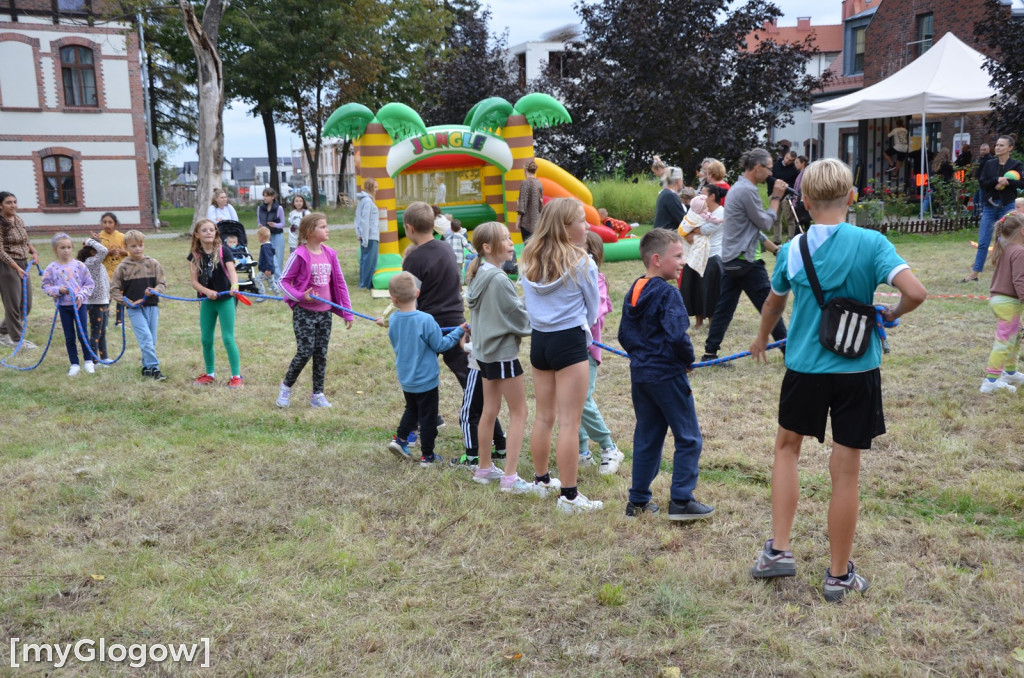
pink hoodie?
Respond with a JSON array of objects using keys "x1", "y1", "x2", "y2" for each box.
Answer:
[{"x1": 279, "y1": 244, "x2": 353, "y2": 321}]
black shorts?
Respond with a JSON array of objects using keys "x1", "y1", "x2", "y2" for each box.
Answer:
[
  {"x1": 778, "y1": 368, "x2": 885, "y2": 450},
  {"x1": 530, "y1": 327, "x2": 588, "y2": 371},
  {"x1": 885, "y1": 146, "x2": 907, "y2": 162},
  {"x1": 478, "y1": 358, "x2": 524, "y2": 380}
]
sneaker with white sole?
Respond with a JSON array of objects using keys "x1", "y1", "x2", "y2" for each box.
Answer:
[
  {"x1": 310, "y1": 392, "x2": 332, "y2": 408},
  {"x1": 556, "y1": 492, "x2": 604, "y2": 514},
  {"x1": 533, "y1": 476, "x2": 562, "y2": 493},
  {"x1": 276, "y1": 383, "x2": 291, "y2": 408},
  {"x1": 83, "y1": 361, "x2": 95, "y2": 374},
  {"x1": 19, "y1": 339, "x2": 37, "y2": 350},
  {"x1": 500, "y1": 474, "x2": 549, "y2": 495},
  {"x1": 579, "y1": 449, "x2": 597, "y2": 467},
  {"x1": 388, "y1": 437, "x2": 412, "y2": 461},
  {"x1": 419, "y1": 453, "x2": 445, "y2": 468},
  {"x1": 823, "y1": 561, "x2": 870, "y2": 602},
  {"x1": 750, "y1": 539, "x2": 797, "y2": 579},
  {"x1": 999, "y1": 370, "x2": 1024, "y2": 387},
  {"x1": 0, "y1": 334, "x2": 14, "y2": 348},
  {"x1": 980, "y1": 378, "x2": 1016, "y2": 394},
  {"x1": 472, "y1": 464, "x2": 504, "y2": 485},
  {"x1": 68, "y1": 364, "x2": 81, "y2": 377},
  {"x1": 599, "y1": 444, "x2": 624, "y2": 475}
]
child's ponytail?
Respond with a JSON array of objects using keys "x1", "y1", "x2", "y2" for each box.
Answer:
[{"x1": 992, "y1": 212, "x2": 1024, "y2": 269}]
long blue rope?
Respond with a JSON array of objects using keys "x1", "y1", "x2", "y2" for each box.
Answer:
[{"x1": 0, "y1": 271, "x2": 58, "y2": 371}]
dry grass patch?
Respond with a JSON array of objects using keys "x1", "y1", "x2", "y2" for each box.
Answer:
[{"x1": 0, "y1": 228, "x2": 1022, "y2": 675}]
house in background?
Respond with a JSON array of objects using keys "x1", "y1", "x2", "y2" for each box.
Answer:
[
  {"x1": 509, "y1": 25, "x2": 580, "y2": 88},
  {"x1": 0, "y1": 0, "x2": 156, "y2": 232}
]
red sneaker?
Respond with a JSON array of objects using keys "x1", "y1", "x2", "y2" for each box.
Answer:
[
  {"x1": 193, "y1": 373, "x2": 215, "y2": 386},
  {"x1": 227, "y1": 376, "x2": 244, "y2": 389}
]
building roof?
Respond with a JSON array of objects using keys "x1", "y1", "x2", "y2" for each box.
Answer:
[
  {"x1": 230, "y1": 157, "x2": 292, "y2": 182},
  {"x1": 747, "y1": 19, "x2": 844, "y2": 53},
  {"x1": 846, "y1": 6, "x2": 878, "y2": 21},
  {"x1": 820, "y1": 54, "x2": 864, "y2": 95}
]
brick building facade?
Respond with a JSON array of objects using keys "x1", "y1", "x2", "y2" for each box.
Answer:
[{"x1": 0, "y1": 0, "x2": 156, "y2": 233}]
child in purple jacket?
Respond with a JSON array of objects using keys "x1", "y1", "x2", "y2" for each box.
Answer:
[
  {"x1": 276, "y1": 212, "x2": 353, "y2": 408},
  {"x1": 42, "y1": 233, "x2": 95, "y2": 376}
]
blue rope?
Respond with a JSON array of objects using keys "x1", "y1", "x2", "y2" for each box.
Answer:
[
  {"x1": 71, "y1": 299, "x2": 128, "y2": 365},
  {"x1": 874, "y1": 304, "x2": 899, "y2": 353},
  {"x1": 308, "y1": 294, "x2": 380, "y2": 322},
  {"x1": 0, "y1": 274, "x2": 58, "y2": 371},
  {"x1": 591, "y1": 338, "x2": 788, "y2": 368}
]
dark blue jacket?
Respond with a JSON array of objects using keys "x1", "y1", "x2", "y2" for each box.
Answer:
[
  {"x1": 618, "y1": 275, "x2": 694, "y2": 386},
  {"x1": 258, "y1": 241, "x2": 275, "y2": 273}
]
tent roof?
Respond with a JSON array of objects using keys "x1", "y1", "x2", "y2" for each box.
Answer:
[{"x1": 810, "y1": 33, "x2": 997, "y2": 122}]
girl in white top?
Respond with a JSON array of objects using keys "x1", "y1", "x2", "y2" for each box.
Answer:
[
  {"x1": 288, "y1": 195, "x2": 310, "y2": 251},
  {"x1": 206, "y1": 189, "x2": 238, "y2": 224}
]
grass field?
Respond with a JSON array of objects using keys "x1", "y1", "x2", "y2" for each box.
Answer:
[{"x1": 1, "y1": 225, "x2": 1023, "y2": 676}]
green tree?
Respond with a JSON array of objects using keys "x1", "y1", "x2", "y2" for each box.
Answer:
[
  {"x1": 534, "y1": 0, "x2": 829, "y2": 178},
  {"x1": 975, "y1": 0, "x2": 1024, "y2": 139}
]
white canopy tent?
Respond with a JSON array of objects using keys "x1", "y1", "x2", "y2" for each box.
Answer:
[{"x1": 811, "y1": 33, "x2": 999, "y2": 216}]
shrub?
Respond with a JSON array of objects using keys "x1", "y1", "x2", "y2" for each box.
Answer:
[{"x1": 588, "y1": 176, "x2": 660, "y2": 225}]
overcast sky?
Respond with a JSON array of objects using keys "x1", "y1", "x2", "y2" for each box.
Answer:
[{"x1": 167, "y1": 0, "x2": 845, "y2": 169}]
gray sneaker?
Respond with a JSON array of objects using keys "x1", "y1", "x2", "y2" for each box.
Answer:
[
  {"x1": 276, "y1": 383, "x2": 291, "y2": 408},
  {"x1": 0, "y1": 334, "x2": 15, "y2": 348},
  {"x1": 750, "y1": 539, "x2": 796, "y2": 579},
  {"x1": 310, "y1": 392, "x2": 332, "y2": 408},
  {"x1": 824, "y1": 561, "x2": 870, "y2": 602}
]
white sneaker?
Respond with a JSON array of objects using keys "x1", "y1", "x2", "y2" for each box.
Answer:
[
  {"x1": 20, "y1": 339, "x2": 37, "y2": 350},
  {"x1": 579, "y1": 449, "x2": 597, "y2": 467},
  {"x1": 980, "y1": 378, "x2": 1016, "y2": 394},
  {"x1": 599, "y1": 444, "x2": 625, "y2": 475},
  {"x1": 68, "y1": 364, "x2": 81, "y2": 377},
  {"x1": 500, "y1": 474, "x2": 549, "y2": 495},
  {"x1": 533, "y1": 476, "x2": 562, "y2": 493},
  {"x1": 83, "y1": 361, "x2": 96, "y2": 374},
  {"x1": 472, "y1": 464, "x2": 504, "y2": 485},
  {"x1": 276, "y1": 383, "x2": 291, "y2": 407},
  {"x1": 556, "y1": 492, "x2": 605, "y2": 514},
  {"x1": 0, "y1": 334, "x2": 14, "y2": 348},
  {"x1": 1000, "y1": 371, "x2": 1024, "y2": 387}
]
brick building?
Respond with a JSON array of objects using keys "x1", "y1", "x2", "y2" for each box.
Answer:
[{"x1": 0, "y1": 0, "x2": 156, "y2": 233}]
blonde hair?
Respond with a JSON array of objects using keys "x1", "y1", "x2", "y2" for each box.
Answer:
[
  {"x1": 992, "y1": 212, "x2": 1024, "y2": 269},
  {"x1": 932, "y1": 147, "x2": 951, "y2": 174},
  {"x1": 660, "y1": 166, "x2": 683, "y2": 187},
  {"x1": 256, "y1": 226, "x2": 271, "y2": 242},
  {"x1": 706, "y1": 160, "x2": 727, "y2": 182},
  {"x1": 521, "y1": 198, "x2": 587, "y2": 285},
  {"x1": 297, "y1": 212, "x2": 327, "y2": 245},
  {"x1": 189, "y1": 219, "x2": 221, "y2": 266},
  {"x1": 210, "y1": 189, "x2": 227, "y2": 206},
  {"x1": 465, "y1": 221, "x2": 508, "y2": 283},
  {"x1": 403, "y1": 202, "x2": 434, "y2": 235},
  {"x1": 124, "y1": 229, "x2": 145, "y2": 245},
  {"x1": 362, "y1": 178, "x2": 377, "y2": 195},
  {"x1": 800, "y1": 158, "x2": 853, "y2": 204},
  {"x1": 388, "y1": 271, "x2": 420, "y2": 303}
]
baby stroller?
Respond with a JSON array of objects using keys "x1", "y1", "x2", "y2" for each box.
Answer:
[{"x1": 215, "y1": 220, "x2": 258, "y2": 296}]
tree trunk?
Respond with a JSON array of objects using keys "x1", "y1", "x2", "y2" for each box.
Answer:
[
  {"x1": 146, "y1": 46, "x2": 163, "y2": 205},
  {"x1": 295, "y1": 97, "x2": 321, "y2": 209},
  {"x1": 179, "y1": 0, "x2": 226, "y2": 231},
  {"x1": 339, "y1": 139, "x2": 352, "y2": 202},
  {"x1": 260, "y1": 107, "x2": 280, "y2": 197}
]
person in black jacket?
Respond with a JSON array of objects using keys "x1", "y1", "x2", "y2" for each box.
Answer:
[
  {"x1": 653, "y1": 167, "x2": 685, "y2": 230},
  {"x1": 963, "y1": 135, "x2": 1024, "y2": 281},
  {"x1": 768, "y1": 151, "x2": 801, "y2": 241}
]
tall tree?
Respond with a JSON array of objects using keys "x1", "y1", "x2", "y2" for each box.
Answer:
[
  {"x1": 975, "y1": 0, "x2": 1023, "y2": 138},
  {"x1": 534, "y1": 0, "x2": 828, "y2": 178},
  {"x1": 179, "y1": 0, "x2": 227, "y2": 228},
  {"x1": 418, "y1": 0, "x2": 522, "y2": 126}
]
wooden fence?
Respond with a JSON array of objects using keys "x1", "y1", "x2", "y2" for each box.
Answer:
[{"x1": 857, "y1": 215, "x2": 979, "y2": 235}]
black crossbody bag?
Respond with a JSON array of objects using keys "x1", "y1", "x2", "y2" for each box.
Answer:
[{"x1": 798, "y1": 234, "x2": 875, "y2": 359}]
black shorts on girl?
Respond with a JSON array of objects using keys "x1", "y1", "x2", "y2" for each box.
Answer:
[
  {"x1": 477, "y1": 358, "x2": 524, "y2": 380},
  {"x1": 530, "y1": 327, "x2": 588, "y2": 371},
  {"x1": 777, "y1": 368, "x2": 885, "y2": 450}
]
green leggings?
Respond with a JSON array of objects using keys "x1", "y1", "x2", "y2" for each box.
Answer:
[{"x1": 199, "y1": 298, "x2": 240, "y2": 376}]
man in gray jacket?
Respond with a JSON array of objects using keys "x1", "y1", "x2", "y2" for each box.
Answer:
[{"x1": 702, "y1": 148, "x2": 787, "y2": 361}]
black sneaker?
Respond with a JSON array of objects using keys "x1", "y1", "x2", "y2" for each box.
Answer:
[
  {"x1": 667, "y1": 498, "x2": 714, "y2": 522},
  {"x1": 419, "y1": 453, "x2": 445, "y2": 468},
  {"x1": 492, "y1": 448, "x2": 507, "y2": 460},
  {"x1": 450, "y1": 453, "x2": 479, "y2": 468},
  {"x1": 436, "y1": 415, "x2": 446, "y2": 428},
  {"x1": 149, "y1": 368, "x2": 167, "y2": 382},
  {"x1": 141, "y1": 367, "x2": 153, "y2": 378},
  {"x1": 700, "y1": 353, "x2": 718, "y2": 362},
  {"x1": 625, "y1": 501, "x2": 660, "y2": 517}
]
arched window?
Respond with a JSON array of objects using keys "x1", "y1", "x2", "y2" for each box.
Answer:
[
  {"x1": 60, "y1": 45, "x2": 97, "y2": 107},
  {"x1": 42, "y1": 155, "x2": 77, "y2": 206}
]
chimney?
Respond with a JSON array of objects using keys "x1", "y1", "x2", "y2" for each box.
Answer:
[{"x1": 797, "y1": 17, "x2": 811, "y2": 30}]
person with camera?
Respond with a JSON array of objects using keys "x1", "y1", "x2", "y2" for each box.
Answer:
[{"x1": 701, "y1": 148, "x2": 785, "y2": 362}]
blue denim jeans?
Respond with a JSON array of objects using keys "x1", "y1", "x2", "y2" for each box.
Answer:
[
  {"x1": 57, "y1": 304, "x2": 90, "y2": 366},
  {"x1": 359, "y1": 240, "x2": 379, "y2": 289},
  {"x1": 127, "y1": 305, "x2": 160, "y2": 368},
  {"x1": 579, "y1": 356, "x2": 613, "y2": 452},
  {"x1": 270, "y1": 232, "x2": 285, "y2": 283},
  {"x1": 973, "y1": 201, "x2": 1015, "y2": 273},
  {"x1": 629, "y1": 378, "x2": 703, "y2": 504}
]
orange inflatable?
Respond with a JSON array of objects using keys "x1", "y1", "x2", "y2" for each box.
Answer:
[{"x1": 538, "y1": 177, "x2": 601, "y2": 224}]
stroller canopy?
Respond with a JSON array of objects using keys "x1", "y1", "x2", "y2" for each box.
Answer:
[{"x1": 217, "y1": 220, "x2": 248, "y2": 247}]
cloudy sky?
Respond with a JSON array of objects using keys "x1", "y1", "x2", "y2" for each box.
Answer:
[{"x1": 168, "y1": 0, "x2": 846, "y2": 169}]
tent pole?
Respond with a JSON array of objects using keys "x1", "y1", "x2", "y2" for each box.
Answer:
[{"x1": 920, "y1": 111, "x2": 927, "y2": 219}]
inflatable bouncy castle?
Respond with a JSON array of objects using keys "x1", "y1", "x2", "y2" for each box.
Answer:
[{"x1": 323, "y1": 94, "x2": 639, "y2": 291}]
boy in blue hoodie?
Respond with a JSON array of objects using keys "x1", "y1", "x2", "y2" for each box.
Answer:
[
  {"x1": 386, "y1": 271, "x2": 468, "y2": 467},
  {"x1": 618, "y1": 229, "x2": 713, "y2": 521}
]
